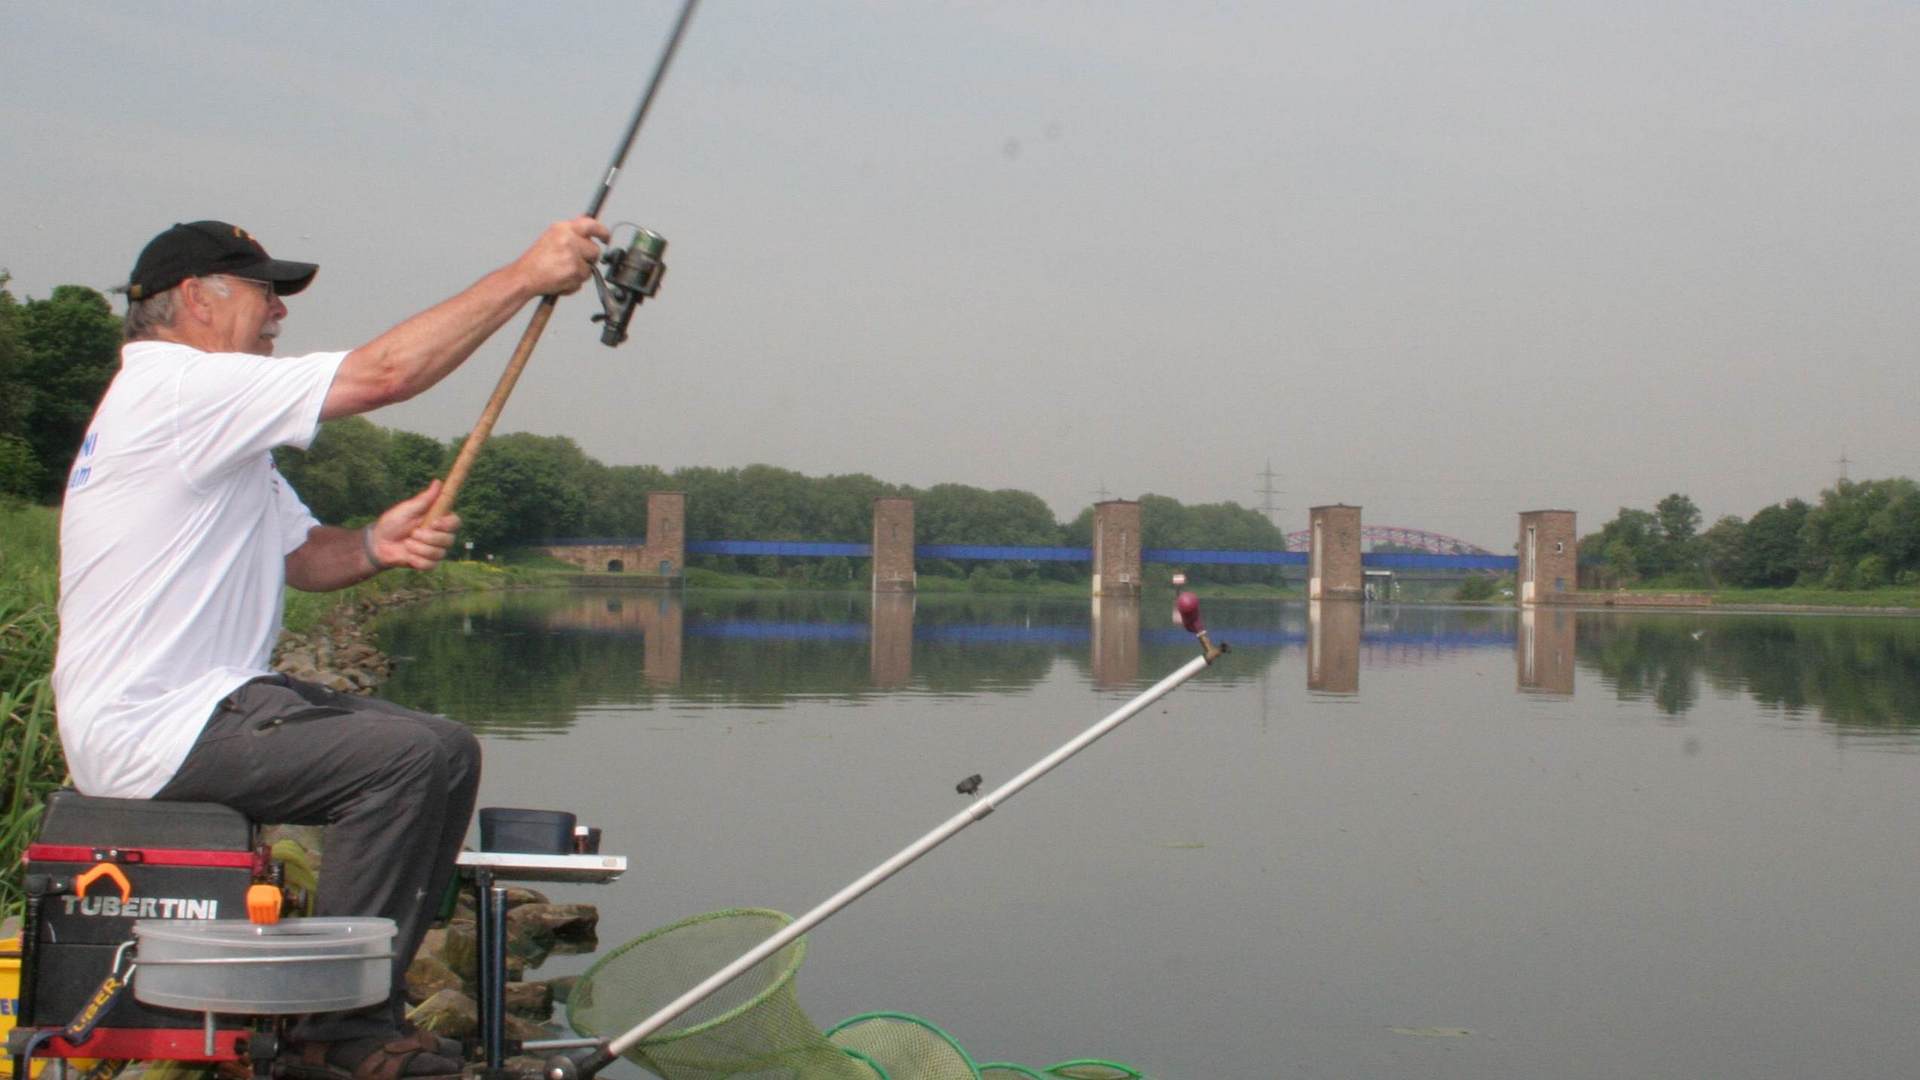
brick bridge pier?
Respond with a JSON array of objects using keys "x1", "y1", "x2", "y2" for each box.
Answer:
[{"x1": 541, "y1": 494, "x2": 1575, "y2": 605}]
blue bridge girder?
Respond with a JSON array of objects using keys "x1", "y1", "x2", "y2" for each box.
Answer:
[{"x1": 576, "y1": 539, "x2": 1519, "y2": 572}]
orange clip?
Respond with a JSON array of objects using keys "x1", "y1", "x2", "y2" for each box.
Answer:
[
  {"x1": 74, "y1": 862, "x2": 132, "y2": 904},
  {"x1": 246, "y1": 883, "x2": 283, "y2": 925}
]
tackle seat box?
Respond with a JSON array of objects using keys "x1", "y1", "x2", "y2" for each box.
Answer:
[{"x1": 19, "y1": 790, "x2": 255, "y2": 1053}]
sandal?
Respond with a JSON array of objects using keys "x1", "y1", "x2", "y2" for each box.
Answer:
[{"x1": 282, "y1": 1030, "x2": 463, "y2": 1080}]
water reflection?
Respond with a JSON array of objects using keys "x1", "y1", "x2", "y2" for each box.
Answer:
[
  {"x1": 1581, "y1": 612, "x2": 1920, "y2": 729},
  {"x1": 374, "y1": 592, "x2": 1920, "y2": 735},
  {"x1": 383, "y1": 591, "x2": 1920, "y2": 1079},
  {"x1": 1517, "y1": 606, "x2": 1576, "y2": 695},
  {"x1": 1090, "y1": 595, "x2": 1140, "y2": 687},
  {"x1": 869, "y1": 592, "x2": 914, "y2": 688},
  {"x1": 546, "y1": 591, "x2": 684, "y2": 686},
  {"x1": 1307, "y1": 601, "x2": 1360, "y2": 694}
]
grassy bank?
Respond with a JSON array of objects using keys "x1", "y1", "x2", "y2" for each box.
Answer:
[
  {"x1": 281, "y1": 557, "x2": 546, "y2": 634},
  {"x1": 1, "y1": 502, "x2": 62, "y2": 914},
  {"x1": 1600, "y1": 580, "x2": 1920, "y2": 610},
  {"x1": 1708, "y1": 586, "x2": 1920, "y2": 610}
]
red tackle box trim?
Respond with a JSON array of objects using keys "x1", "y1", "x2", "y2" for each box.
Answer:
[{"x1": 24, "y1": 844, "x2": 252, "y2": 869}]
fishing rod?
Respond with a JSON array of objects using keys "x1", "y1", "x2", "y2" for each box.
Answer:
[
  {"x1": 429, "y1": 0, "x2": 698, "y2": 523},
  {"x1": 545, "y1": 592, "x2": 1230, "y2": 1080}
]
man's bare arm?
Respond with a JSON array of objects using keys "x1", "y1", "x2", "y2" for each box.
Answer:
[
  {"x1": 286, "y1": 481, "x2": 460, "y2": 592},
  {"x1": 320, "y1": 218, "x2": 608, "y2": 421}
]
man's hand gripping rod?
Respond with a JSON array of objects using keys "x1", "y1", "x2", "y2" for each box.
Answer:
[
  {"x1": 429, "y1": 0, "x2": 698, "y2": 523},
  {"x1": 547, "y1": 593, "x2": 1229, "y2": 1080}
]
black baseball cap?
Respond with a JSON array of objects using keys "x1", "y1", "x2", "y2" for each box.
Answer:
[{"x1": 126, "y1": 220, "x2": 319, "y2": 300}]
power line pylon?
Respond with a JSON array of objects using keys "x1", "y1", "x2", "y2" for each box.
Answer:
[{"x1": 1255, "y1": 460, "x2": 1284, "y2": 525}]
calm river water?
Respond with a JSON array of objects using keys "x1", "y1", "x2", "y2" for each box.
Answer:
[{"x1": 377, "y1": 591, "x2": 1920, "y2": 1079}]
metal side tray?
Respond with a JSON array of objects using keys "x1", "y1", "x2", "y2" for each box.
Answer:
[
  {"x1": 457, "y1": 849, "x2": 625, "y2": 1076},
  {"x1": 454, "y1": 851, "x2": 625, "y2": 884}
]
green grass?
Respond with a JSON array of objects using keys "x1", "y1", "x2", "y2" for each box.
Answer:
[
  {"x1": 1601, "y1": 577, "x2": 1920, "y2": 609},
  {"x1": 1, "y1": 501, "x2": 64, "y2": 915},
  {"x1": 1708, "y1": 586, "x2": 1920, "y2": 609}
]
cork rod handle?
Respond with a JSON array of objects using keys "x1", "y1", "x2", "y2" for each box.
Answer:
[{"x1": 427, "y1": 295, "x2": 557, "y2": 522}]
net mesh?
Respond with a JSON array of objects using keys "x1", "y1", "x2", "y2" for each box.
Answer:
[
  {"x1": 824, "y1": 1013, "x2": 980, "y2": 1080},
  {"x1": 568, "y1": 909, "x2": 1153, "y2": 1080},
  {"x1": 1041, "y1": 1063, "x2": 1146, "y2": 1079},
  {"x1": 567, "y1": 908, "x2": 869, "y2": 1080}
]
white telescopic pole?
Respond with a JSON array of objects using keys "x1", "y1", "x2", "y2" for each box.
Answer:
[{"x1": 602, "y1": 650, "x2": 1217, "y2": 1058}]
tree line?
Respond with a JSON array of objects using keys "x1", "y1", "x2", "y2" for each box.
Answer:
[
  {"x1": 13, "y1": 281, "x2": 1915, "y2": 594},
  {"x1": 0, "y1": 281, "x2": 1287, "y2": 586},
  {"x1": 1583, "y1": 482, "x2": 1920, "y2": 590},
  {"x1": 271, "y1": 416, "x2": 1292, "y2": 586},
  {"x1": 0, "y1": 279, "x2": 122, "y2": 502}
]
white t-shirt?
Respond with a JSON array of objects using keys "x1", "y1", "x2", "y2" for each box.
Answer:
[{"x1": 54, "y1": 340, "x2": 347, "y2": 798}]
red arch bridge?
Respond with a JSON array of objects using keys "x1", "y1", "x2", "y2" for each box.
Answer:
[{"x1": 1282, "y1": 525, "x2": 1494, "y2": 556}]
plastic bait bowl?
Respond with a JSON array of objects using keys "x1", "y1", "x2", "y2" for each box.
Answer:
[
  {"x1": 479, "y1": 807, "x2": 577, "y2": 854},
  {"x1": 132, "y1": 917, "x2": 396, "y2": 1015}
]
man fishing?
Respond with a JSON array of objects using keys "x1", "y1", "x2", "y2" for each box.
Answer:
[{"x1": 53, "y1": 215, "x2": 607, "y2": 1080}]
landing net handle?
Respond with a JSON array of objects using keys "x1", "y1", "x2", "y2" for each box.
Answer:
[{"x1": 550, "y1": 633, "x2": 1227, "y2": 1080}]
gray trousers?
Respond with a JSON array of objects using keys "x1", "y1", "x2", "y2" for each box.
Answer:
[{"x1": 154, "y1": 675, "x2": 481, "y2": 1042}]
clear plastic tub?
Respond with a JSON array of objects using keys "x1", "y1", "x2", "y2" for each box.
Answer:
[{"x1": 132, "y1": 917, "x2": 396, "y2": 1014}]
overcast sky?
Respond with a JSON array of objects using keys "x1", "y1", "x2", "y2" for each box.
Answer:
[{"x1": 6, "y1": 2, "x2": 1916, "y2": 551}]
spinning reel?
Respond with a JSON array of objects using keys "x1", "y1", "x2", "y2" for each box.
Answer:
[{"x1": 590, "y1": 224, "x2": 668, "y2": 347}]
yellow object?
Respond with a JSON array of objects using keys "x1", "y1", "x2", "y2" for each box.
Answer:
[
  {"x1": 269, "y1": 839, "x2": 319, "y2": 916},
  {"x1": 0, "y1": 937, "x2": 98, "y2": 1078}
]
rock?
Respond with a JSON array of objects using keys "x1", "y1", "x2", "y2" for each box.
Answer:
[
  {"x1": 277, "y1": 648, "x2": 318, "y2": 673},
  {"x1": 507, "y1": 903, "x2": 600, "y2": 942},
  {"x1": 503, "y1": 1056, "x2": 550, "y2": 1080},
  {"x1": 408, "y1": 988, "x2": 478, "y2": 1040},
  {"x1": 440, "y1": 919, "x2": 526, "y2": 983},
  {"x1": 543, "y1": 975, "x2": 578, "y2": 1005},
  {"x1": 454, "y1": 886, "x2": 551, "y2": 922},
  {"x1": 504, "y1": 980, "x2": 553, "y2": 1019},
  {"x1": 504, "y1": 1013, "x2": 551, "y2": 1042},
  {"x1": 508, "y1": 934, "x2": 554, "y2": 970},
  {"x1": 269, "y1": 584, "x2": 437, "y2": 696},
  {"x1": 406, "y1": 952, "x2": 465, "y2": 1005},
  {"x1": 506, "y1": 886, "x2": 552, "y2": 908}
]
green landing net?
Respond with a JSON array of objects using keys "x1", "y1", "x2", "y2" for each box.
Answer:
[
  {"x1": 567, "y1": 909, "x2": 869, "y2": 1080},
  {"x1": 566, "y1": 909, "x2": 1152, "y2": 1080}
]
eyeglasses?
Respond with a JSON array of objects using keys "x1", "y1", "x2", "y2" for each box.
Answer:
[{"x1": 223, "y1": 276, "x2": 277, "y2": 301}]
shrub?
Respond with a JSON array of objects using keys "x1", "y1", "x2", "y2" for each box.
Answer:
[
  {"x1": 1456, "y1": 575, "x2": 1497, "y2": 601},
  {"x1": 1855, "y1": 554, "x2": 1891, "y2": 588}
]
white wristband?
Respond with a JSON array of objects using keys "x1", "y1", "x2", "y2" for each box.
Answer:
[{"x1": 361, "y1": 525, "x2": 386, "y2": 571}]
